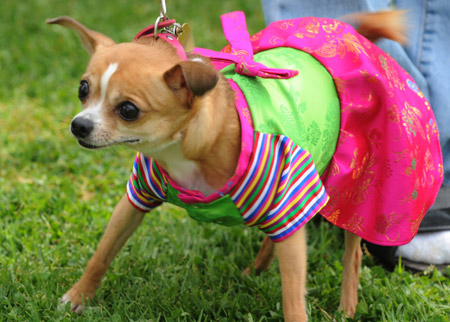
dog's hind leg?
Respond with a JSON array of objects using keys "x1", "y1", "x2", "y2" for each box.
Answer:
[
  {"x1": 338, "y1": 230, "x2": 362, "y2": 318},
  {"x1": 243, "y1": 236, "x2": 276, "y2": 276}
]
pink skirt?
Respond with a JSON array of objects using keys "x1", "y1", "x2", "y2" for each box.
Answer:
[{"x1": 245, "y1": 17, "x2": 443, "y2": 245}]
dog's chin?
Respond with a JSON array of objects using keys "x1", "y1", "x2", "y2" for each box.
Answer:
[
  {"x1": 77, "y1": 139, "x2": 140, "y2": 150},
  {"x1": 78, "y1": 140, "x2": 104, "y2": 149}
]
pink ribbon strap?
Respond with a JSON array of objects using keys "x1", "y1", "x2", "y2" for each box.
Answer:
[
  {"x1": 195, "y1": 11, "x2": 298, "y2": 79},
  {"x1": 196, "y1": 48, "x2": 298, "y2": 79}
]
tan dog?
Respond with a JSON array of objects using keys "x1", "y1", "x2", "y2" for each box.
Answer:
[{"x1": 47, "y1": 11, "x2": 408, "y2": 321}]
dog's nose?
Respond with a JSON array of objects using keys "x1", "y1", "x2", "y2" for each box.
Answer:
[{"x1": 71, "y1": 117, "x2": 94, "y2": 139}]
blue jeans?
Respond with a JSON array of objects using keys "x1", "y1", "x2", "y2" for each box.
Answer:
[{"x1": 262, "y1": 0, "x2": 450, "y2": 187}]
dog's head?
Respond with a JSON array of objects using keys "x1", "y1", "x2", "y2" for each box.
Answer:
[{"x1": 47, "y1": 17, "x2": 219, "y2": 155}]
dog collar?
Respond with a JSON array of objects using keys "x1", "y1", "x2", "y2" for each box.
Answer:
[{"x1": 134, "y1": 19, "x2": 187, "y2": 61}]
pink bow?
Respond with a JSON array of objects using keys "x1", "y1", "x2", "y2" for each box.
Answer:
[{"x1": 195, "y1": 11, "x2": 298, "y2": 79}]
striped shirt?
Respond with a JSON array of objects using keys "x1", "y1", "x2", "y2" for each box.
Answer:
[
  {"x1": 230, "y1": 132, "x2": 328, "y2": 241},
  {"x1": 127, "y1": 132, "x2": 329, "y2": 242}
]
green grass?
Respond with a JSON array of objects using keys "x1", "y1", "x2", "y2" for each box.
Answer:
[{"x1": 0, "y1": 0, "x2": 449, "y2": 321}]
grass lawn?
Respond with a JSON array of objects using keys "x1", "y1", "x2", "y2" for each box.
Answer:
[{"x1": 1, "y1": 0, "x2": 449, "y2": 321}]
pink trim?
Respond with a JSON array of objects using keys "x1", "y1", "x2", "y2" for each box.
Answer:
[{"x1": 168, "y1": 79, "x2": 254, "y2": 204}]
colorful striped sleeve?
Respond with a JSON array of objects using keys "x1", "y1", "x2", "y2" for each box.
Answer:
[
  {"x1": 126, "y1": 152, "x2": 167, "y2": 212},
  {"x1": 230, "y1": 133, "x2": 329, "y2": 242}
]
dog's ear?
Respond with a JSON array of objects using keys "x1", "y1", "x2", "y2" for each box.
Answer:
[
  {"x1": 46, "y1": 16, "x2": 115, "y2": 55},
  {"x1": 163, "y1": 61, "x2": 219, "y2": 108}
]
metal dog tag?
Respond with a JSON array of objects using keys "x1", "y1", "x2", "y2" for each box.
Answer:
[{"x1": 177, "y1": 23, "x2": 195, "y2": 52}]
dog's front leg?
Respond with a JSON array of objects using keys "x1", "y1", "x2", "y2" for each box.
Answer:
[
  {"x1": 276, "y1": 227, "x2": 308, "y2": 322},
  {"x1": 338, "y1": 230, "x2": 362, "y2": 318},
  {"x1": 61, "y1": 194, "x2": 145, "y2": 314}
]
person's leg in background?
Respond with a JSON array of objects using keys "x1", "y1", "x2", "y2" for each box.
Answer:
[{"x1": 395, "y1": 0, "x2": 450, "y2": 190}]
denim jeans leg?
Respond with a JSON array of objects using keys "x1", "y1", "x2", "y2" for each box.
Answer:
[
  {"x1": 396, "y1": 0, "x2": 450, "y2": 186},
  {"x1": 260, "y1": 0, "x2": 372, "y2": 24}
]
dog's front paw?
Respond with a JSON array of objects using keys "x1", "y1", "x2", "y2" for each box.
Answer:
[
  {"x1": 338, "y1": 299, "x2": 357, "y2": 319},
  {"x1": 60, "y1": 282, "x2": 96, "y2": 314}
]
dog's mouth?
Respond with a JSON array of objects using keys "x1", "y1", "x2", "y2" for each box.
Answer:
[{"x1": 77, "y1": 139, "x2": 140, "y2": 149}]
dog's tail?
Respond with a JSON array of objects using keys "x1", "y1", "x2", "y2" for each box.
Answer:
[{"x1": 344, "y1": 10, "x2": 409, "y2": 44}]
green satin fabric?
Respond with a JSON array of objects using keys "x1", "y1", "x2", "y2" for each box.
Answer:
[
  {"x1": 222, "y1": 47, "x2": 340, "y2": 175},
  {"x1": 166, "y1": 185, "x2": 244, "y2": 226}
]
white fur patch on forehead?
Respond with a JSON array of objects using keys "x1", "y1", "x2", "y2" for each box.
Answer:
[{"x1": 100, "y1": 62, "x2": 118, "y2": 102}]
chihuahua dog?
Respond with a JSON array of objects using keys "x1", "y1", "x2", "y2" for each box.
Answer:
[{"x1": 48, "y1": 9, "x2": 442, "y2": 321}]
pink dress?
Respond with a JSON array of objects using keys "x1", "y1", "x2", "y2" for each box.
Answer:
[{"x1": 192, "y1": 12, "x2": 443, "y2": 246}]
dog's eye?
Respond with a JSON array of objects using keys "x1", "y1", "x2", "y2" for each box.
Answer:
[
  {"x1": 117, "y1": 101, "x2": 140, "y2": 121},
  {"x1": 78, "y1": 80, "x2": 89, "y2": 100}
]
